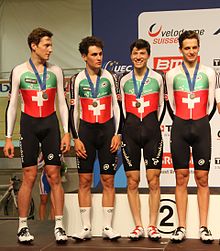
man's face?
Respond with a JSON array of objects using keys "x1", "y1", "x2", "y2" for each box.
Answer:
[
  {"x1": 82, "y1": 46, "x2": 103, "y2": 70},
  {"x1": 179, "y1": 38, "x2": 199, "y2": 64},
  {"x1": 130, "y1": 47, "x2": 149, "y2": 69},
  {"x1": 32, "y1": 36, "x2": 53, "y2": 61}
]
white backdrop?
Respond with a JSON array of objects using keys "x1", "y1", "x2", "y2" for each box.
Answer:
[
  {"x1": 138, "y1": 9, "x2": 220, "y2": 187},
  {"x1": 0, "y1": 0, "x2": 91, "y2": 75}
]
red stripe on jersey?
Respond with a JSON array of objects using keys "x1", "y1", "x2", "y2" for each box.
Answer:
[
  {"x1": 20, "y1": 88, "x2": 56, "y2": 117},
  {"x1": 174, "y1": 89, "x2": 208, "y2": 120},
  {"x1": 125, "y1": 93, "x2": 159, "y2": 119},
  {"x1": 80, "y1": 96, "x2": 112, "y2": 123}
]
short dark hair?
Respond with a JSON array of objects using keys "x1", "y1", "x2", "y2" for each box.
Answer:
[
  {"x1": 130, "y1": 39, "x2": 151, "y2": 55},
  {"x1": 27, "y1": 27, "x2": 53, "y2": 50},
  {"x1": 79, "y1": 36, "x2": 104, "y2": 55},
  {"x1": 179, "y1": 30, "x2": 200, "y2": 49}
]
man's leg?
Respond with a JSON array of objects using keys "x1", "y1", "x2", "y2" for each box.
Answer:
[
  {"x1": 45, "y1": 165, "x2": 67, "y2": 243},
  {"x1": 146, "y1": 169, "x2": 161, "y2": 240},
  {"x1": 125, "y1": 170, "x2": 144, "y2": 239},
  {"x1": 100, "y1": 174, "x2": 120, "y2": 239},
  {"x1": 39, "y1": 194, "x2": 48, "y2": 220},
  {"x1": 170, "y1": 169, "x2": 189, "y2": 242},
  {"x1": 175, "y1": 169, "x2": 189, "y2": 228},
  {"x1": 72, "y1": 173, "x2": 93, "y2": 240},
  {"x1": 146, "y1": 169, "x2": 161, "y2": 226},
  {"x1": 17, "y1": 166, "x2": 37, "y2": 243},
  {"x1": 194, "y1": 169, "x2": 213, "y2": 243}
]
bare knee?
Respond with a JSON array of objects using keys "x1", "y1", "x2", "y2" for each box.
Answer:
[
  {"x1": 79, "y1": 174, "x2": 92, "y2": 191},
  {"x1": 101, "y1": 175, "x2": 114, "y2": 191},
  {"x1": 22, "y1": 167, "x2": 38, "y2": 188},
  {"x1": 127, "y1": 174, "x2": 140, "y2": 191}
]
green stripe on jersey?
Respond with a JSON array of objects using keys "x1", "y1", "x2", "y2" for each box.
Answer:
[
  {"x1": 20, "y1": 71, "x2": 57, "y2": 90},
  {"x1": 123, "y1": 77, "x2": 160, "y2": 95},
  {"x1": 79, "y1": 77, "x2": 112, "y2": 98},
  {"x1": 173, "y1": 72, "x2": 209, "y2": 91}
]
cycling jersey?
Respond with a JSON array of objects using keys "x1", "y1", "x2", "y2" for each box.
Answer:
[
  {"x1": 120, "y1": 68, "x2": 164, "y2": 121},
  {"x1": 120, "y1": 68, "x2": 164, "y2": 171},
  {"x1": 166, "y1": 64, "x2": 216, "y2": 120},
  {"x1": 69, "y1": 68, "x2": 120, "y2": 138},
  {"x1": 5, "y1": 61, "x2": 68, "y2": 138}
]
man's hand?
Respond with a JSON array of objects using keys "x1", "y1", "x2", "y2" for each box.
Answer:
[
  {"x1": 60, "y1": 133, "x2": 71, "y2": 153},
  {"x1": 3, "y1": 138, "x2": 15, "y2": 158},
  {"x1": 110, "y1": 134, "x2": 121, "y2": 153},
  {"x1": 74, "y1": 138, "x2": 87, "y2": 159}
]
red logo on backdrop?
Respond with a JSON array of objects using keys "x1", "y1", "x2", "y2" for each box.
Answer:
[
  {"x1": 162, "y1": 152, "x2": 194, "y2": 168},
  {"x1": 154, "y1": 56, "x2": 183, "y2": 73},
  {"x1": 148, "y1": 23, "x2": 162, "y2": 37},
  {"x1": 154, "y1": 56, "x2": 200, "y2": 73}
]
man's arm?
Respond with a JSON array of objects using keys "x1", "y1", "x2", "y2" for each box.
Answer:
[
  {"x1": 4, "y1": 68, "x2": 20, "y2": 158},
  {"x1": 56, "y1": 67, "x2": 70, "y2": 153}
]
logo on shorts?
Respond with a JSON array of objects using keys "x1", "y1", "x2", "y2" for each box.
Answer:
[
  {"x1": 47, "y1": 153, "x2": 54, "y2": 160},
  {"x1": 80, "y1": 209, "x2": 86, "y2": 213},
  {"x1": 103, "y1": 164, "x2": 110, "y2": 171},
  {"x1": 152, "y1": 158, "x2": 159, "y2": 165},
  {"x1": 198, "y1": 159, "x2": 205, "y2": 166}
]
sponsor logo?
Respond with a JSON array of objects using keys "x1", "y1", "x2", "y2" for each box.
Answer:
[
  {"x1": 148, "y1": 23, "x2": 162, "y2": 37},
  {"x1": 213, "y1": 59, "x2": 220, "y2": 67},
  {"x1": 121, "y1": 142, "x2": 132, "y2": 167},
  {"x1": 25, "y1": 78, "x2": 37, "y2": 84},
  {"x1": 147, "y1": 25, "x2": 205, "y2": 45},
  {"x1": 103, "y1": 164, "x2": 110, "y2": 171},
  {"x1": 47, "y1": 153, "x2": 54, "y2": 160},
  {"x1": 215, "y1": 157, "x2": 220, "y2": 165},
  {"x1": 198, "y1": 159, "x2": 205, "y2": 166},
  {"x1": 153, "y1": 56, "x2": 183, "y2": 72},
  {"x1": 152, "y1": 158, "x2": 159, "y2": 165},
  {"x1": 103, "y1": 60, "x2": 132, "y2": 73},
  {"x1": 154, "y1": 56, "x2": 200, "y2": 73}
]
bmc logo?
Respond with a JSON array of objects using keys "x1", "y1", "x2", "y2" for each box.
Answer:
[
  {"x1": 153, "y1": 56, "x2": 183, "y2": 73},
  {"x1": 153, "y1": 56, "x2": 201, "y2": 73}
]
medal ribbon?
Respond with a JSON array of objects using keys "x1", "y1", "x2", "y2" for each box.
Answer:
[
  {"x1": 132, "y1": 68, "x2": 149, "y2": 99},
  {"x1": 85, "y1": 68, "x2": 101, "y2": 98},
  {"x1": 182, "y1": 62, "x2": 199, "y2": 92},
  {"x1": 29, "y1": 58, "x2": 47, "y2": 91}
]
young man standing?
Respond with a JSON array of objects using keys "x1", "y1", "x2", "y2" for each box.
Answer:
[
  {"x1": 69, "y1": 36, "x2": 121, "y2": 240},
  {"x1": 166, "y1": 30, "x2": 215, "y2": 243},
  {"x1": 120, "y1": 39, "x2": 164, "y2": 240},
  {"x1": 4, "y1": 27, "x2": 70, "y2": 243}
]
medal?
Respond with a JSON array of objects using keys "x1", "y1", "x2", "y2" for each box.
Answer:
[
  {"x1": 29, "y1": 58, "x2": 47, "y2": 96},
  {"x1": 190, "y1": 93, "x2": 195, "y2": 99},
  {"x1": 92, "y1": 101, "x2": 98, "y2": 107},
  {"x1": 136, "y1": 101, "x2": 141, "y2": 108},
  {"x1": 132, "y1": 68, "x2": 149, "y2": 110},
  {"x1": 42, "y1": 92, "x2": 48, "y2": 99},
  {"x1": 182, "y1": 62, "x2": 199, "y2": 99}
]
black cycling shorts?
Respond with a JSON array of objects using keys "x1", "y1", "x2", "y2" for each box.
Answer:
[
  {"x1": 171, "y1": 116, "x2": 211, "y2": 171},
  {"x1": 20, "y1": 112, "x2": 61, "y2": 168},
  {"x1": 76, "y1": 118, "x2": 117, "y2": 175},
  {"x1": 121, "y1": 112, "x2": 163, "y2": 172}
]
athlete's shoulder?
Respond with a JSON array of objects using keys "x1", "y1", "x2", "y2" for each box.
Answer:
[
  {"x1": 120, "y1": 71, "x2": 132, "y2": 82},
  {"x1": 200, "y1": 64, "x2": 216, "y2": 75},
  {"x1": 13, "y1": 62, "x2": 27, "y2": 73},
  {"x1": 166, "y1": 65, "x2": 181, "y2": 77},
  {"x1": 149, "y1": 68, "x2": 164, "y2": 81},
  {"x1": 47, "y1": 62, "x2": 62, "y2": 73}
]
